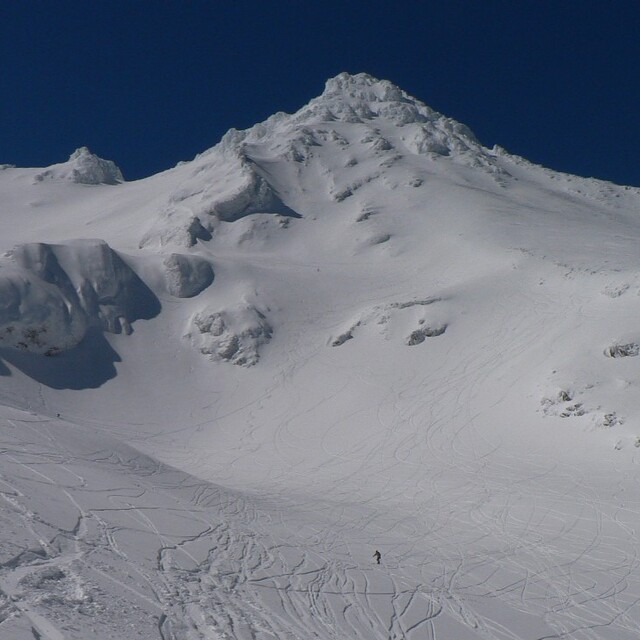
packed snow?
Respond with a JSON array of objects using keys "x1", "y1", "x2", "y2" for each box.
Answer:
[{"x1": 3, "y1": 72, "x2": 640, "y2": 638}]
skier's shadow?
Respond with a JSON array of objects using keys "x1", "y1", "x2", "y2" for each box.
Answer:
[{"x1": 0, "y1": 328, "x2": 122, "y2": 390}]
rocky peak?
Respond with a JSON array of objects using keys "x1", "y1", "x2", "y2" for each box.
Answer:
[{"x1": 34, "y1": 146, "x2": 124, "y2": 185}]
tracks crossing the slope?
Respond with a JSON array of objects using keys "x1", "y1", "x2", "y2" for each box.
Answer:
[{"x1": 4, "y1": 281, "x2": 640, "y2": 637}]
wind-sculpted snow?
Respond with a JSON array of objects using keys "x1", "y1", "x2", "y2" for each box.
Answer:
[
  {"x1": 206, "y1": 155, "x2": 301, "y2": 223},
  {"x1": 163, "y1": 253, "x2": 214, "y2": 298},
  {"x1": 140, "y1": 150, "x2": 300, "y2": 248},
  {"x1": 331, "y1": 298, "x2": 448, "y2": 348},
  {"x1": 187, "y1": 302, "x2": 272, "y2": 366},
  {"x1": 34, "y1": 147, "x2": 123, "y2": 185},
  {"x1": 0, "y1": 240, "x2": 159, "y2": 355}
]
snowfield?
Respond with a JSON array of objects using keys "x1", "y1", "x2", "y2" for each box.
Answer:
[{"x1": 3, "y1": 72, "x2": 640, "y2": 638}]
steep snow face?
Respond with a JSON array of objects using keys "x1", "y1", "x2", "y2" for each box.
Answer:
[
  {"x1": 139, "y1": 73, "x2": 508, "y2": 254},
  {"x1": 0, "y1": 240, "x2": 158, "y2": 354},
  {"x1": 140, "y1": 151, "x2": 299, "y2": 248},
  {"x1": 34, "y1": 147, "x2": 123, "y2": 185}
]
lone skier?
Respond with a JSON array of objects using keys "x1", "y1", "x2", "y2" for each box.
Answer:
[{"x1": 373, "y1": 549, "x2": 381, "y2": 565}]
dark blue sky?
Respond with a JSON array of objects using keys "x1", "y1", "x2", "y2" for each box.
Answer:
[{"x1": 2, "y1": 2, "x2": 639, "y2": 184}]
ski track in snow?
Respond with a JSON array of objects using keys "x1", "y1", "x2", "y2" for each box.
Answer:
[
  {"x1": 6, "y1": 315, "x2": 640, "y2": 640},
  {"x1": 5, "y1": 73, "x2": 640, "y2": 638},
  {"x1": 4, "y1": 300, "x2": 640, "y2": 639},
  {"x1": 0, "y1": 409, "x2": 458, "y2": 640}
]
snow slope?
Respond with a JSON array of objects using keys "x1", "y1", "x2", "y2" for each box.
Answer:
[{"x1": 3, "y1": 72, "x2": 640, "y2": 638}]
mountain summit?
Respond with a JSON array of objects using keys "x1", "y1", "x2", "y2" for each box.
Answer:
[
  {"x1": 2, "y1": 74, "x2": 640, "y2": 639},
  {"x1": 218, "y1": 71, "x2": 486, "y2": 165}
]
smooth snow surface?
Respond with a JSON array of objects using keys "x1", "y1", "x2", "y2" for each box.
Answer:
[{"x1": 3, "y1": 72, "x2": 640, "y2": 638}]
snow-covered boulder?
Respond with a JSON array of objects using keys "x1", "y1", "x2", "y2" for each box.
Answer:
[
  {"x1": 0, "y1": 240, "x2": 158, "y2": 355},
  {"x1": 187, "y1": 303, "x2": 272, "y2": 366},
  {"x1": 605, "y1": 342, "x2": 640, "y2": 358},
  {"x1": 330, "y1": 298, "x2": 448, "y2": 347},
  {"x1": 163, "y1": 253, "x2": 214, "y2": 298},
  {"x1": 405, "y1": 323, "x2": 447, "y2": 345},
  {"x1": 34, "y1": 147, "x2": 123, "y2": 185}
]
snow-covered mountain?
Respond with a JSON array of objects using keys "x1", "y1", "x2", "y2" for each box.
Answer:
[{"x1": 3, "y1": 72, "x2": 640, "y2": 639}]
